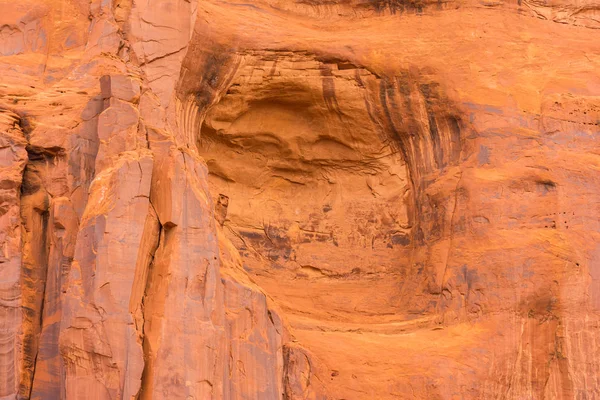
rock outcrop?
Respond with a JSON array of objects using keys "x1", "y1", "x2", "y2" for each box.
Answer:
[{"x1": 0, "y1": 0, "x2": 599, "y2": 399}]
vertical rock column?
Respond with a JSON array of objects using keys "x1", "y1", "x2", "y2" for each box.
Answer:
[
  {"x1": 30, "y1": 197, "x2": 79, "y2": 400},
  {"x1": 139, "y1": 127, "x2": 226, "y2": 399},
  {"x1": 30, "y1": 93, "x2": 105, "y2": 400},
  {"x1": 59, "y1": 75, "x2": 153, "y2": 400},
  {"x1": 0, "y1": 110, "x2": 27, "y2": 399}
]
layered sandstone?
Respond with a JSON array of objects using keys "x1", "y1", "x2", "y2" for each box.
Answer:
[{"x1": 0, "y1": 0, "x2": 599, "y2": 399}]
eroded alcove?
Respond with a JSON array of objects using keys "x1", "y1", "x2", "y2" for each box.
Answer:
[
  {"x1": 173, "y1": 48, "x2": 465, "y2": 330},
  {"x1": 171, "y1": 29, "x2": 468, "y2": 340},
  {"x1": 195, "y1": 51, "x2": 415, "y2": 324}
]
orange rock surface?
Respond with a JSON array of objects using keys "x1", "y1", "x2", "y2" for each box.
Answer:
[{"x1": 0, "y1": 0, "x2": 599, "y2": 399}]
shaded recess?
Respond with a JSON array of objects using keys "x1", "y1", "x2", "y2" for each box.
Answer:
[{"x1": 176, "y1": 48, "x2": 466, "y2": 325}]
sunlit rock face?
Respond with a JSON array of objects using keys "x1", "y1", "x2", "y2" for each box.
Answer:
[{"x1": 0, "y1": 0, "x2": 599, "y2": 399}]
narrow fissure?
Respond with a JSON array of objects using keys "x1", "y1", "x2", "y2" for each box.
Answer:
[
  {"x1": 19, "y1": 143, "x2": 55, "y2": 398},
  {"x1": 137, "y1": 212, "x2": 163, "y2": 400}
]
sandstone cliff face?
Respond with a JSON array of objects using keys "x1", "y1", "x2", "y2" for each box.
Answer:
[{"x1": 0, "y1": 0, "x2": 599, "y2": 399}]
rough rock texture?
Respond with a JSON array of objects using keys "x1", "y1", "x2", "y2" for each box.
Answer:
[{"x1": 0, "y1": 0, "x2": 599, "y2": 399}]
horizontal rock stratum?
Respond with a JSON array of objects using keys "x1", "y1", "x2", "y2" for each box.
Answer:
[{"x1": 0, "y1": 0, "x2": 599, "y2": 399}]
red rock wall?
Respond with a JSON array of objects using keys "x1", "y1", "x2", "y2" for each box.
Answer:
[{"x1": 0, "y1": 0, "x2": 599, "y2": 399}]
